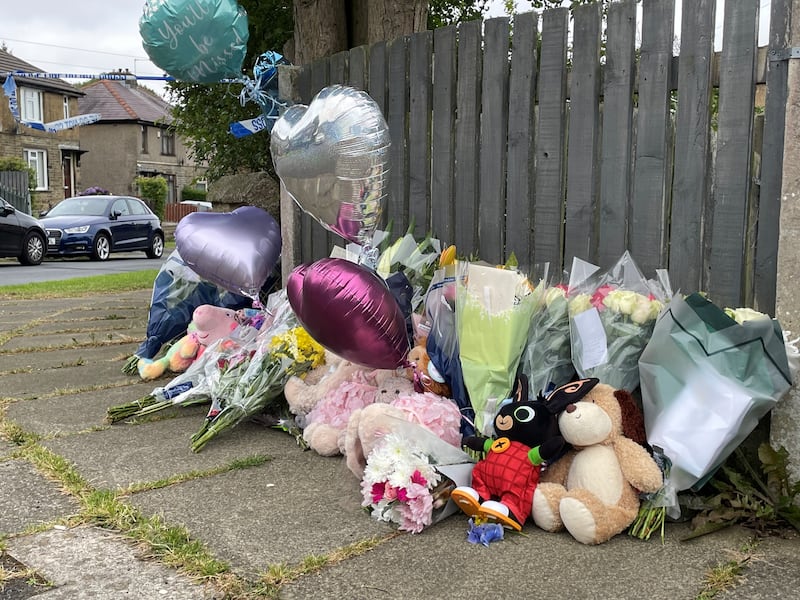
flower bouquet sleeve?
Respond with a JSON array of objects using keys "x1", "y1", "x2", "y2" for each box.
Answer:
[
  {"x1": 568, "y1": 252, "x2": 669, "y2": 392},
  {"x1": 361, "y1": 416, "x2": 474, "y2": 533},
  {"x1": 455, "y1": 262, "x2": 542, "y2": 435},
  {"x1": 520, "y1": 277, "x2": 575, "y2": 398},
  {"x1": 190, "y1": 325, "x2": 326, "y2": 452},
  {"x1": 638, "y1": 293, "x2": 794, "y2": 518}
]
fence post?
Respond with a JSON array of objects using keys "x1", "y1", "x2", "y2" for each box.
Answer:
[
  {"x1": 277, "y1": 65, "x2": 304, "y2": 285},
  {"x1": 771, "y1": 0, "x2": 800, "y2": 483}
]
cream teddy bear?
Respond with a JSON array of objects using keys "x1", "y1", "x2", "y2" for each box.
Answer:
[{"x1": 532, "y1": 382, "x2": 663, "y2": 544}]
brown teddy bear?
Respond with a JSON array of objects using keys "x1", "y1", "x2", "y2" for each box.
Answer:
[
  {"x1": 531, "y1": 382, "x2": 663, "y2": 544},
  {"x1": 407, "y1": 341, "x2": 451, "y2": 398}
]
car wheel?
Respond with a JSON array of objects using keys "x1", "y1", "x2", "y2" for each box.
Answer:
[
  {"x1": 19, "y1": 232, "x2": 45, "y2": 266},
  {"x1": 146, "y1": 232, "x2": 164, "y2": 259},
  {"x1": 91, "y1": 234, "x2": 111, "y2": 261}
]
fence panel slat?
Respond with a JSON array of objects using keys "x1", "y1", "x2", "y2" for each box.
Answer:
[
  {"x1": 669, "y1": 0, "x2": 715, "y2": 296},
  {"x1": 598, "y1": 0, "x2": 636, "y2": 268},
  {"x1": 564, "y1": 2, "x2": 602, "y2": 267},
  {"x1": 309, "y1": 59, "x2": 331, "y2": 260},
  {"x1": 708, "y1": 1, "x2": 760, "y2": 308},
  {"x1": 348, "y1": 45, "x2": 368, "y2": 90},
  {"x1": 453, "y1": 19, "x2": 482, "y2": 255},
  {"x1": 431, "y1": 25, "x2": 457, "y2": 244},
  {"x1": 630, "y1": 0, "x2": 674, "y2": 276},
  {"x1": 505, "y1": 11, "x2": 538, "y2": 271},
  {"x1": 369, "y1": 42, "x2": 388, "y2": 116},
  {"x1": 755, "y1": 0, "x2": 791, "y2": 314},
  {"x1": 409, "y1": 30, "x2": 433, "y2": 239},
  {"x1": 533, "y1": 7, "x2": 569, "y2": 269},
  {"x1": 387, "y1": 36, "x2": 410, "y2": 235},
  {"x1": 329, "y1": 50, "x2": 348, "y2": 85},
  {"x1": 478, "y1": 17, "x2": 510, "y2": 265}
]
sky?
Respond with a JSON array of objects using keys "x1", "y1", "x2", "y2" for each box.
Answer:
[{"x1": 1, "y1": 0, "x2": 772, "y2": 105}]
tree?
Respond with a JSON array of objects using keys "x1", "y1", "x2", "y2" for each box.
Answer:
[{"x1": 170, "y1": 1, "x2": 489, "y2": 181}]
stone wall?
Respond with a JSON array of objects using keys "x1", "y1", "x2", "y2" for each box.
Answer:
[{"x1": 206, "y1": 172, "x2": 280, "y2": 221}]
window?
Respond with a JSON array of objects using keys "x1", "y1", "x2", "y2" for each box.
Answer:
[
  {"x1": 20, "y1": 87, "x2": 43, "y2": 123},
  {"x1": 111, "y1": 198, "x2": 130, "y2": 216},
  {"x1": 160, "y1": 130, "x2": 175, "y2": 156},
  {"x1": 141, "y1": 125, "x2": 148, "y2": 154},
  {"x1": 24, "y1": 149, "x2": 48, "y2": 190},
  {"x1": 128, "y1": 198, "x2": 150, "y2": 215},
  {"x1": 63, "y1": 96, "x2": 70, "y2": 119}
]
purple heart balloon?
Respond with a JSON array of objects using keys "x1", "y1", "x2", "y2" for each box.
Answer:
[
  {"x1": 175, "y1": 206, "x2": 281, "y2": 298},
  {"x1": 287, "y1": 258, "x2": 410, "y2": 369}
]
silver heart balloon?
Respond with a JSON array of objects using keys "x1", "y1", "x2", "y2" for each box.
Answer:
[{"x1": 270, "y1": 85, "x2": 390, "y2": 245}]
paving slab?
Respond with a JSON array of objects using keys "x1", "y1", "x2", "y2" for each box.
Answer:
[
  {"x1": 40, "y1": 418, "x2": 293, "y2": 490},
  {"x1": 0, "y1": 460, "x2": 80, "y2": 535},
  {"x1": 0, "y1": 343, "x2": 141, "y2": 373},
  {"x1": 0, "y1": 330, "x2": 140, "y2": 352},
  {"x1": 717, "y1": 533, "x2": 800, "y2": 600},
  {"x1": 130, "y1": 447, "x2": 390, "y2": 576},
  {"x1": 16, "y1": 317, "x2": 148, "y2": 336},
  {"x1": 279, "y1": 517, "x2": 753, "y2": 600},
  {"x1": 6, "y1": 526, "x2": 215, "y2": 599},
  {"x1": 1, "y1": 356, "x2": 141, "y2": 400},
  {"x1": 5, "y1": 381, "x2": 184, "y2": 436}
]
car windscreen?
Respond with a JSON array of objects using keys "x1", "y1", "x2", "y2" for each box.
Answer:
[{"x1": 46, "y1": 197, "x2": 110, "y2": 217}]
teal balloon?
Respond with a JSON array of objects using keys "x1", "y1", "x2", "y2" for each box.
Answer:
[{"x1": 140, "y1": 0, "x2": 249, "y2": 83}]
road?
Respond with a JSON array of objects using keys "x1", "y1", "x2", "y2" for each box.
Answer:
[{"x1": 0, "y1": 253, "x2": 167, "y2": 286}]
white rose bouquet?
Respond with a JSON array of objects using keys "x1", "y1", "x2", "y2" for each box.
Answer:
[{"x1": 568, "y1": 252, "x2": 669, "y2": 391}]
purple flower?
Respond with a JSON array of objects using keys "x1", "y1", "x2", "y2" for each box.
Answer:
[{"x1": 467, "y1": 519, "x2": 504, "y2": 546}]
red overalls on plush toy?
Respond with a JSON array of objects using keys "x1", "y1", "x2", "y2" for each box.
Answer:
[{"x1": 452, "y1": 376, "x2": 599, "y2": 531}]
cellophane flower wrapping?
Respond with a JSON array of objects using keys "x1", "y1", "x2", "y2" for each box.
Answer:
[
  {"x1": 361, "y1": 417, "x2": 474, "y2": 533},
  {"x1": 424, "y1": 265, "x2": 474, "y2": 436},
  {"x1": 456, "y1": 262, "x2": 541, "y2": 435},
  {"x1": 520, "y1": 276, "x2": 575, "y2": 398},
  {"x1": 638, "y1": 293, "x2": 794, "y2": 518},
  {"x1": 375, "y1": 230, "x2": 442, "y2": 312},
  {"x1": 191, "y1": 318, "x2": 326, "y2": 452},
  {"x1": 568, "y1": 252, "x2": 670, "y2": 392},
  {"x1": 107, "y1": 300, "x2": 280, "y2": 422}
]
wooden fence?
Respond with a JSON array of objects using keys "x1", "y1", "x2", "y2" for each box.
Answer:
[
  {"x1": 0, "y1": 171, "x2": 31, "y2": 215},
  {"x1": 280, "y1": 0, "x2": 792, "y2": 313}
]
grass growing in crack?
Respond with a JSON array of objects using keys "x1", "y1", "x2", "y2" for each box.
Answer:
[
  {"x1": 123, "y1": 454, "x2": 273, "y2": 494},
  {"x1": 696, "y1": 538, "x2": 759, "y2": 600},
  {"x1": 259, "y1": 534, "x2": 397, "y2": 596}
]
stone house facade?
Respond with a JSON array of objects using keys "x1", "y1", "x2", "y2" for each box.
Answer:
[
  {"x1": 77, "y1": 76, "x2": 206, "y2": 208},
  {"x1": 0, "y1": 49, "x2": 85, "y2": 214}
]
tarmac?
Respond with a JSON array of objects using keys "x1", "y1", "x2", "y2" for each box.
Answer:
[{"x1": 1, "y1": 288, "x2": 798, "y2": 600}]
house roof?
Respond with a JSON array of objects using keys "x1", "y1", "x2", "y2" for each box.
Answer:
[
  {"x1": 78, "y1": 79, "x2": 173, "y2": 126},
  {"x1": 0, "y1": 48, "x2": 83, "y2": 96}
]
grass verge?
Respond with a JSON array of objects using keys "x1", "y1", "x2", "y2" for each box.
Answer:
[{"x1": 0, "y1": 270, "x2": 158, "y2": 300}]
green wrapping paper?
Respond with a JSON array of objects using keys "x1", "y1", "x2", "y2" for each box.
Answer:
[
  {"x1": 639, "y1": 293, "x2": 793, "y2": 502},
  {"x1": 455, "y1": 262, "x2": 542, "y2": 435}
]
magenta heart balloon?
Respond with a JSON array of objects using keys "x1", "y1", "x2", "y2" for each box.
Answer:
[
  {"x1": 175, "y1": 206, "x2": 281, "y2": 299},
  {"x1": 287, "y1": 258, "x2": 410, "y2": 369}
]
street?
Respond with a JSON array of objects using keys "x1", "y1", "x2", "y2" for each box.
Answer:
[{"x1": 0, "y1": 254, "x2": 166, "y2": 286}]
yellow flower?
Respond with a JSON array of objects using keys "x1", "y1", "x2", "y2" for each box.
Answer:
[{"x1": 545, "y1": 286, "x2": 566, "y2": 307}]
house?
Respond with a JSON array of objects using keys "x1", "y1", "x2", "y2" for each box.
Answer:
[
  {"x1": 0, "y1": 49, "x2": 85, "y2": 214},
  {"x1": 77, "y1": 74, "x2": 206, "y2": 210}
]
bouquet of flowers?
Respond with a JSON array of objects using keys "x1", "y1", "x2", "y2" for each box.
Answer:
[
  {"x1": 456, "y1": 261, "x2": 543, "y2": 435},
  {"x1": 519, "y1": 277, "x2": 575, "y2": 398},
  {"x1": 361, "y1": 417, "x2": 474, "y2": 533},
  {"x1": 108, "y1": 290, "x2": 293, "y2": 423},
  {"x1": 191, "y1": 325, "x2": 326, "y2": 452},
  {"x1": 568, "y1": 252, "x2": 669, "y2": 392},
  {"x1": 636, "y1": 293, "x2": 794, "y2": 524}
]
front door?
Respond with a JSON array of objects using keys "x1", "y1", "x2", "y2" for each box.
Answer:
[{"x1": 62, "y1": 154, "x2": 74, "y2": 198}]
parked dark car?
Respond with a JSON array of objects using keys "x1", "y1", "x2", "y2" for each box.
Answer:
[
  {"x1": 0, "y1": 195, "x2": 47, "y2": 265},
  {"x1": 40, "y1": 195, "x2": 164, "y2": 261}
]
